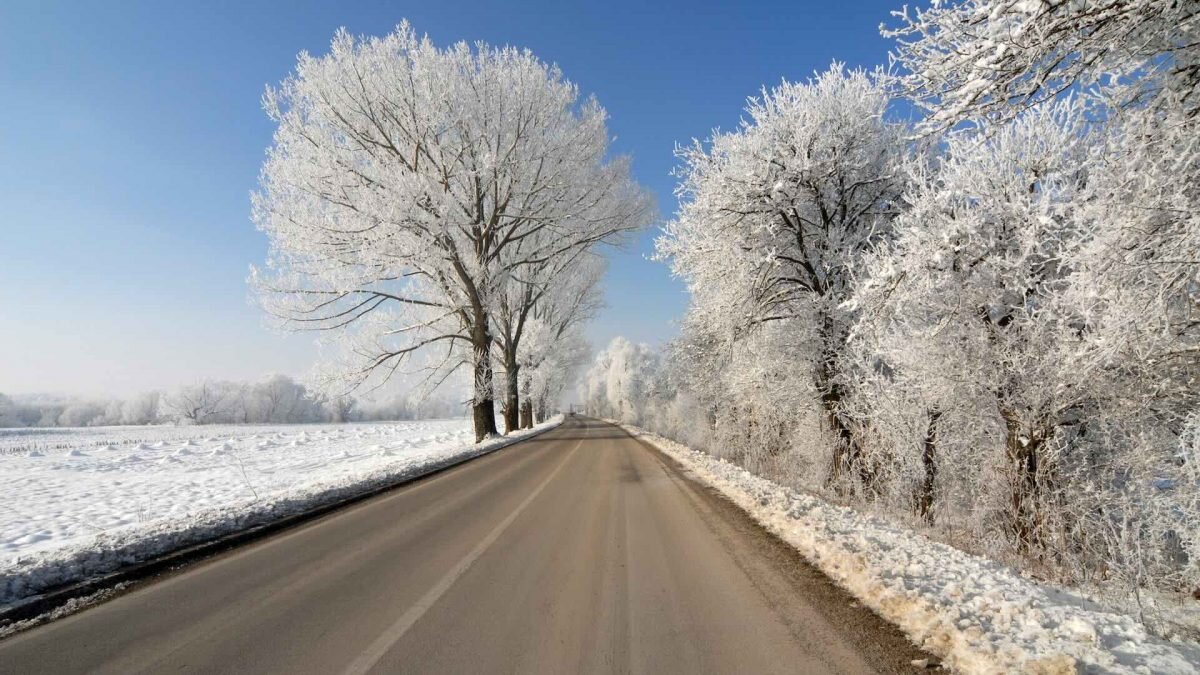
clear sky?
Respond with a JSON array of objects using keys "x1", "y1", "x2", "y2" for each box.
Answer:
[{"x1": 1, "y1": 0, "x2": 903, "y2": 397}]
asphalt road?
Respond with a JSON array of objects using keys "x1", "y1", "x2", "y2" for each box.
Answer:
[{"x1": 0, "y1": 416, "x2": 930, "y2": 674}]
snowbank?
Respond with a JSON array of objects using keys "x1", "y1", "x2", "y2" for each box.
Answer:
[
  {"x1": 621, "y1": 423, "x2": 1200, "y2": 674},
  {"x1": 1, "y1": 417, "x2": 561, "y2": 613}
]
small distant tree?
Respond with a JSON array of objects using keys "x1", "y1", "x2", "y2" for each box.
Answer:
[
  {"x1": 581, "y1": 337, "x2": 659, "y2": 425},
  {"x1": 35, "y1": 404, "x2": 64, "y2": 428},
  {"x1": 327, "y1": 395, "x2": 357, "y2": 423},
  {"x1": 247, "y1": 374, "x2": 308, "y2": 423},
  {"x1": 164, "y1": 381, "x2": 234, "y2": 425}
]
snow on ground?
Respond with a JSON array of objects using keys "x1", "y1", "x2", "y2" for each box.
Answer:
[
  {"x1": 620, "y1": 423, "x2": 1200, "y2": 675},
  {"x1": 1, "y1": 417, "x2": 560, "y2": 610}
]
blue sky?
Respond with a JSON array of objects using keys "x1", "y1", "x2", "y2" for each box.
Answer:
[{"x1": 0, "y1": 0, "x2": 903, "y2": 397}]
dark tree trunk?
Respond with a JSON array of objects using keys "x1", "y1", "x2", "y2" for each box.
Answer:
[
  {"x1": 820, "y1": 364, "x2": 868, "y2": 490},
  {"x1": 917, "y1": 408, "x2": 942, "y2": 524},
  {"x1": 1001, "y1": 407, "x2": 1043, "y2": 554},
  {"x1": 822, "y1": 382, "x2": 854, "y2": 468},
  {"x1": 472, "y1": 398, "x2": 498, "y2": 442},
  {"x1": 502, "y1": 360, "x2": 520, "y2": 435},
  {"x1": 471, "y1": 327, "x2": 499, "y2": 442},
  {"x1": 816, "y1": 314, "x2": 869, "y2": 493}
]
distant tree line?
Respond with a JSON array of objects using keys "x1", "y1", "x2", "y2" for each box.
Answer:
[{"x1": 0, "y1": 374, "x2": 464, "y2": 428}]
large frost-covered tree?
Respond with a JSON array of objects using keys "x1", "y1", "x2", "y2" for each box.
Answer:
[
  {"x1": 658, "y1": 65, "x2": 905, "y2": 487},
  {"x1": 253, "y1": 23, "x2": 650, "y2": 441},
  {"x1": 849, "y1": 97, "x2": 1200, "y2": 587},
  {"x1": 869, "y1": 0, "x2": 1200, "y2": 583},
  {"x1": 850, "y1": 99, "x2": 1095, "y2": 549}
]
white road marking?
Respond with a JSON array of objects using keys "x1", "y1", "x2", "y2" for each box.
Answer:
[{"x1": 341, "y1": 437, "x2": 582, "y2": 675}]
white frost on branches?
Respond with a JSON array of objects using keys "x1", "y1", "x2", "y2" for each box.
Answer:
[
  {"x1": 251, "y1": 23, "x2": 650, "y2": 440},
  {"x1": 587, "y1": 0, "x2": 1200, "y2": 638},
  {"x1": 657, "y1": 64, "x2": 905, "y2": 488},
  {"x1": 886, "y1": 0, "x2": 1200, "y2": 131}
]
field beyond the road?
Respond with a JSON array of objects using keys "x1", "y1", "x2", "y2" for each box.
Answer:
[{"x1": 0, "y1": 419, "x2": 476, "y2": 606}]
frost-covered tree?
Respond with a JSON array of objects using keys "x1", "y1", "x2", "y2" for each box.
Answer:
[
  {"x1": 658, "y1": 64, "x2": 905, "y2": 487},
  {"x1": 254, "y1": 374, "x2": 300, "y2": 423},
  {"x1": 581, "y1": 337, "x2": 659, "y2": 425},
  {"x1": 849, "y1": 91, "x2": 1200, "y2": 589},
  {"x1": 252, "y1": 23, "x2": 650, "y2": 441},
  {"x1": 56, "y1": 401, "x2": 107, "y2": 427},
  {"x1": 1063, "y1": 99, "x2": 1200, "y2": 421},
  {"x1": 163, "y1": 381, "x2": 237, "y2": 425},
  {"x1": 119, "y1": 391, "x2": 161, "y2": 425},
  {"x1": 240, "y1": 374, "x2": 325, "y2": 423},
  {"x1": 886, "y1": 0, "x2": 1200, "y2": 131},
  {"x1": 525, "y1": 326, "x2": 590, "y2": 424},
  {"x1": 851, "y1": 99, "x2": 1094, "y2": 550},
  {"x1": 1055, "y1": 100, "x2": 1200, "y2": 593},
  {"x1": 492, "y1": 252, "x2": 603, "y2": 432},
  {"x1": 867, "y1": 0, "x2": 1200, "y2": 587},
  {"x1": 499, "y1": 253, "x2": 604, "y2": 429},
  {"x1": 327, "y1": 395, "x2": 357, "y2": 423}
]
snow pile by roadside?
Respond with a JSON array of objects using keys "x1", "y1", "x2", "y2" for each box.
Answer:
[
  {"x1": 621, "y1": 423, "x2": 1200, "y2": 674},
  {"x1": 1, "y1": 417, "x2": 561, "y2": 612}
]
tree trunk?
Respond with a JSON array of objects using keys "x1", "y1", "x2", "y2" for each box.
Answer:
[
  {"x1": 502, "y1": 359, "x2": 520, "y2": 435},
  {"x1": 917, "y1": 408, "x2": 942, "y2": 524},
  {"x1": 471, "y1": 327, "x2": 499, "y2": 442},
  {"x1": 473, "y1": 397, "x2": 498, "y2": 442},
  {"x1": 816, "y1": 315, "x2": 869, "y2": 493},
  {"x1": 1000, "y1": 406, "x2": 1043, "y2": 554},
  {"x1": 821, "y1": 369, "x2": 865, "y2": 489}
]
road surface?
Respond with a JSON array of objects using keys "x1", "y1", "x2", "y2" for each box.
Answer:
[{"x1": 0, "y1": 417, "x2": 930, "y2": 674}]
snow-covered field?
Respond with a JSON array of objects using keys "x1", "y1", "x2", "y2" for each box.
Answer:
[
  {"x1": 620, "y1": 423, "x2": 1200, "y2": 675},
  {"x1": 1, "y1": 418, "x2": 558, "y2": 610}
]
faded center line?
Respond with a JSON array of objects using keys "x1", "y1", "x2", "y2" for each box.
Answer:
[{"x1": 341, "y1": 436, "x2": 583, "y2": 675}]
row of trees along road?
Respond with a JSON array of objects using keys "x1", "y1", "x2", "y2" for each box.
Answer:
[
  {"x1": 252, "y1": 24, "x2": 652, "y2": 440},
  {"x1": 585, "y1": 0, "x2": 1200, "y2": 609}
]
